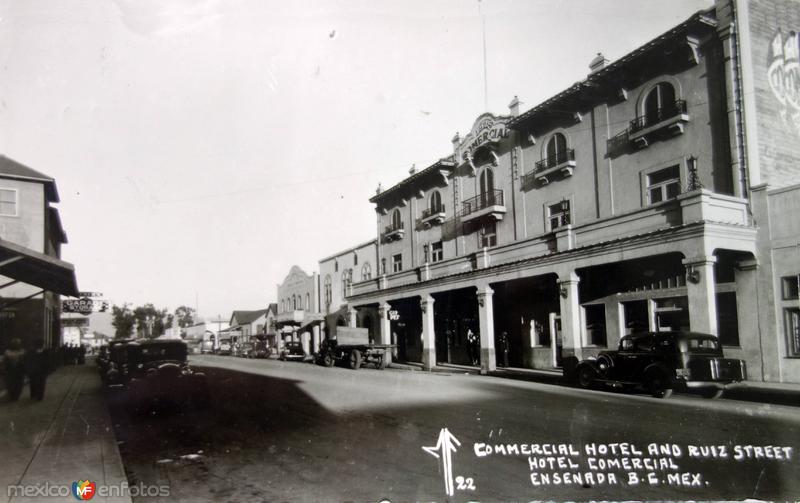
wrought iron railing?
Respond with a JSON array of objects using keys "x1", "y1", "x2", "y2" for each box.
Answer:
[
  {"x1": 629, "y1": 100, "x2": 687, "y2": 133},
  {"x1": 461, "y1": 189, "x2": 504, "y2": 217},
  {"x1": 384, "y1": 221, "x2": 404, "y2": 234},
  {"x1": 606, "y1": 129, "x2": 630, "y2": 155},
  {"x1": 535, "y1": 148, "x2": 575, "y2": 172},
  {"x1": 421, "y1": 204, "x2": 445, "y2": 219}
]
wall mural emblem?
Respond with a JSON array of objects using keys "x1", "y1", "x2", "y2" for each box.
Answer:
[{"x1": 767, "y1": 31, "x2": 800, "y2": 135}]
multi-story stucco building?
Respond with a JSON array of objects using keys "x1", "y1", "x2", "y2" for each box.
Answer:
[
  {"x1": 318, "y1": 239, "x2": 378, "y2": 341},
  {"x1": 342, "y1": 0, "x2": 800, "y2": 383},
  {"x1": 275, "y1": 265, "x2": 322, "y2": 354},
  {"x1": 0, "y1": 155, "x2": 78, "y2": 351}
]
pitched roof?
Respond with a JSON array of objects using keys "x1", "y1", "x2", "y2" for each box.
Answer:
[
  {"x1": 230, "y1": 309, "x2": 269, "y2": 325},
  {"x1": 0, "y1": 155, "x2": 60, "y2": 203}
]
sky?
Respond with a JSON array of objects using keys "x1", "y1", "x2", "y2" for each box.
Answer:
[{"x1": 0, "y1": 0, "x2": 713, "y2": 321}]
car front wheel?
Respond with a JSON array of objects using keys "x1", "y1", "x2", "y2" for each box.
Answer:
[
  {"x1": 648, "y1": 374, "x2": 673, "y2": 399},
  {"x1": 577, "y1": 365, "x2": 596, "y2": 389}
]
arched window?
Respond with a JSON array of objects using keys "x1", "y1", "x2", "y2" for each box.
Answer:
[
  {"x1": 643, "y1": 82, "x2": 676, "y2": 124},
  {"x1": 292, "y1": 295, "x2": 297, "y2": 310},
  {"x1": 281, "y1": 300, "x2": 285, "y2": 312},
  {"x1": 361, "y1": 262, "x2": 372, "y2": 281},
  {"x1": 305, "y1": 293, "x2": 310, "y2": 310},
  {"x1": 324, "y1": 275, "x2": 332, "y2": 306},
  {"x1": 341, "y1": 269, "x2": 352, "y2": 298},
  {"x1": 429, "y1": 190, "x2": 442, "y2": 213},
  {"x1": 546, "y1": 133, "x2": 568, "y2": 165},
  {"x1": 353, "y1": 252, "x2": 358, "y2": 266},
  {"x1": 479, "y1": 168, "x2": 495, "y2": 206},
  {"x1": 391, "y1": 208, "x2": 402, "y2": 230},
  {"x1": 334, "y1": 260, "x2": 338, "y2": 272}
]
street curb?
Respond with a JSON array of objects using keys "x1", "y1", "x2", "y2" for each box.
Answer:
[{"x1": 388, "y1": 361, "x2": 800, "y2": 407}]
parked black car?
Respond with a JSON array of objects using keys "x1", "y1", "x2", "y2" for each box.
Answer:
[
  {"x1": 279, "y1": 341, "x2": 308, "y2": 362},
  {"x1": 572, "y1": 331, "x2": 747, "y2": 399},
  {"x1": 112, "y1": 340, "x2": 209, "y2": 413},
  {"x1": 100, "y1": 339, "x2": 134, "y2": 385}
]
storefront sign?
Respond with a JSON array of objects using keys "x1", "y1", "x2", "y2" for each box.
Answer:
[
  {"x1": 388, "y1": 310, "x2": 400, "y2": 321},
  {"x1": 63, "y1": 298, "x2": 95, "y2": 314},
  {"x1": 62, "y1": 298, "x2": 109, "y2": 314}
]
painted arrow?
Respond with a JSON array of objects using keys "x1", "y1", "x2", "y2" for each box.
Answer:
[{"x1": 422, "y1": 428, "x2": 462, "y2": 497}]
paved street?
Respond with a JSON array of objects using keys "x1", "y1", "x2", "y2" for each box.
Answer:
[{"x1": 106, "y1": 355, "x2": 800, "y2": 502}]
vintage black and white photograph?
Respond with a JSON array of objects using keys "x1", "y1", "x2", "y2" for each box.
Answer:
[{"x1": 0, "y1": 0, "x2": 799, "y2": 501}]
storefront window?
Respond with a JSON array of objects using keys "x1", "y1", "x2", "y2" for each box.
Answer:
[{"x1": 584, "y1": 304, "x2": 607, "y2": 346}]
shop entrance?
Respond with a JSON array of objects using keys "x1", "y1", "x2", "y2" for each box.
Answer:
[
  {"x1": 389, "y1": 297, "x2": 422, "y2": 363},
  {"x1": 433, "y1": 288, "x2": 478, "y2": 365}
]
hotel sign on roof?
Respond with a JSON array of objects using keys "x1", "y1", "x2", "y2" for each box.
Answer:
[{"x1": 455, "y1": 113, "x2": 510, "y2": 162}]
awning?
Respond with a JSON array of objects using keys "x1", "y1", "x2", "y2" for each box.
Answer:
[{"x1": 0, "y1": 237, "x2": 79, "y2": 297}]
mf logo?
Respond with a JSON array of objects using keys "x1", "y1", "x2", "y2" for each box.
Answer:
[
  {"x1": 767, "y1": 31, "x2": 800, "y2": 135},
  {"x1": 72, "y1": 480, "x2": 96, "y2": 500}
]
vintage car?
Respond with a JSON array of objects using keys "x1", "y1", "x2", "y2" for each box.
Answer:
[
  {"x1": 279, "y1": 341, "x2": 308, "y2": 362},
  {"x1": 573, "y1": 331, "x2": 747, "y2": 399},
  {"x1": 114, "y1": 340, "x2": 209, "y2": 413},
  {"x1": 216, "y1": 339, "x2": 232, "y2": 356},
  {"x1": 101, "y1": 339, "x2": 134, "y2": 385},
  {"x1": 247, "y1": 336, "x2": 272, "y2": 359}
]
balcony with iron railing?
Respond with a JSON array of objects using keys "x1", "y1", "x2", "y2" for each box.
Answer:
[
  {"x1": 527, "y1": 148, "x2": 576, "y2": 186},
  {"x1": 382, "y1": 221, "x2": 405, "y2": 242},
  {"x1": 460, "y1": 189, "x2": 506, "y2": 224},
  {"x1": 420, "y1": 204, "x2": 446, "y2": 228},
  {"x1": 629, "y1": 100, "x2": 690, "y2": 148}
]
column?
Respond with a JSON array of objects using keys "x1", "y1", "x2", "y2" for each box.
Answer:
[
  {"x1": 476, "y1": 285, "x2": 496, "y2": 374},
  {"x1": 735, "y1": 259, "x2": 762, "y2": 379},
  {"x1": 420, "y1": 295, "x2": 436, "y2": 370},
  {"x1": 378, "y1": 302, "x2": 393, "y2": 364},
  {"x1": 683, "y1": 256, "x2": 718, "y2": 335},
  {"x1": 647, "y1": 298, "x2": 657, "y2": 332},
  {"x1": 348, "y1": 307, "x2": 358, "y2": 328},
  {"x1": 312, "y1": 324, "x2": 321, "y2": 354},
  {"x1": 558, "y1": 271, "x2": 582, "y2": 361}
]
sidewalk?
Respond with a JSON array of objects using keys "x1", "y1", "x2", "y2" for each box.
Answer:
[
  {"x1": 0, "y1": 364, "x2": 130, "y2": 503},
  {"x1": 389, "y1": 361, "x2": 800, "y2": 406}
]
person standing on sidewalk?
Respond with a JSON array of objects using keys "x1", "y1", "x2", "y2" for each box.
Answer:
[
  {"x1": 2, "y1": 338, "x2": 26, "y2": 401},
  {"x1": 25, "y1": 338, "x2": 50, "y2": 401},
  {"x1": 498, "y1": 331, "x2": 510, "y2": 368}
]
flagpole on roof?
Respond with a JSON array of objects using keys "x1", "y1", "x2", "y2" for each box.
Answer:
[{"x1": 479, "y1": 0, "x2": 488, "y2": 111}]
